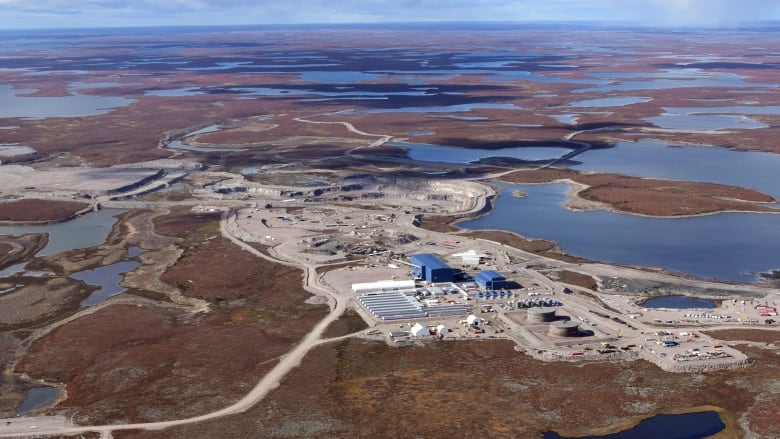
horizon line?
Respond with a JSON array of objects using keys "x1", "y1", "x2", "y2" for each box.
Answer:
[{"x1": 2, "y1": 19, "x2": 780, "y2": 33}]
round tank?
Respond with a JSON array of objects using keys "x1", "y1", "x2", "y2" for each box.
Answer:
[
  {"x1": 527, "y1": 306, "x2": 556, "y2": 323},
  {"x1": 548, "y1": 321, "x2": 580, "y2": 337}
]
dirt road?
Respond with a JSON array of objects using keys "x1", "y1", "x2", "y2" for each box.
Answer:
[{"x1": 0, "y1": 210, "x2": 346, "y2": 438}]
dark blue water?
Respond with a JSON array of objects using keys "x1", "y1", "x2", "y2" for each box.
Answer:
[
  {"x1": 16, "y1": 387, "x2": 58, "y2": 416},
  {"x1": 392, "y1": 141, "x2": 570, "y2": 164},
  {"x1": 543, "y1": 411, "x2": 725, "y2": 439},
  {"x1": 643, "y1": 295, "x2": 717, "y2": 309},
  {"x1": 75, "y1": 260, "x2": 141, "y2": 306},
  {"x1": 459, "y1": 183, "x2": 780, "y2": 282}
]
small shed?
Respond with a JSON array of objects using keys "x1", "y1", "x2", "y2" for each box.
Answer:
[
  {"x1": 436, "y1": 324, "x2": 448, "y2": 335},
  {"x1": 410, "y1": 323, "x2": 430, "y2": 337},
  {"x1": 466, "y1": 314, "x2": 480, "y2": 327}
]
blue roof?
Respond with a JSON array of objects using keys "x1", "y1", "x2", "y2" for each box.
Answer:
[
  {"x1": 475, "y1": 270, "x2": 506, "y2": 282},
  {"x1": 411, "y1": 253, "x2": 451, "y2": 270}
]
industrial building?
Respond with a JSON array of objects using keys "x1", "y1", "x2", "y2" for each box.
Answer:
[
  {"x1": 474, "y1": 270, "x2": 507, "y2": 290},
  {"x1": 352, "y1": 279, "x2": 416, "y2": 294},
  {"x1": 452, "y1": 249, "x2": 488, "y2": 267},
  {"x1": 411, "y1": 253, "x2": 455, "y2": 283}
]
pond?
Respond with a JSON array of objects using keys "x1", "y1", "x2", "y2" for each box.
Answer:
[
  {"x1": 0, "y1": 209, "x2": 123, "y2": 257},
  {"x1": 16, "y1": 387, "x2": 58, "y2": 416},
  {"x1": 543, "y1": 410, "x2": 724, "y2": 439},
  {"x1": 643, "y1": 295, "x2": 717, "y2": 309},
  {"x1": 75, "y1": 260, "x2": 141, "y2": 307}
]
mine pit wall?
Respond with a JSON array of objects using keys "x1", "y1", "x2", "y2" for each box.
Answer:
[
  {"x1": 526, "y1": 348, "x2": 752, "y2": 373},
  {"x1": 105, "y1": 169, "x2": 165, "y2": 196},
  {"x1": 637, "y1": 350, "x2": 753, "y2": 373}
]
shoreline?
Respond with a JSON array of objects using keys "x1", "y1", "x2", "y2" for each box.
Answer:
[
  {"x1": 0, "y1": 203, "x2": 94, "y2": 227},
  {"x1": 498, "y1": 177, "x2": 780, "y2": 219}
]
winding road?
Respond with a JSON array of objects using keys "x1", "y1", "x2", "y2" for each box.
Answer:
[{"x1": 0, "y1": 210, "x2": 349, "y2": 438}]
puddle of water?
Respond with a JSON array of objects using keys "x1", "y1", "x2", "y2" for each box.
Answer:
[{"x1": 127, "y1": 247, "x2": 144, "y2": 258}]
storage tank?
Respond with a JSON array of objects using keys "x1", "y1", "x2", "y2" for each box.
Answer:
[
  {"x1": 466, "y1": 314, "x2": 480, "y2": 327},
  {"x1": 527, "y1": 306, "x2": 557, "y2": 323},
  {"x1": 548, "y1": 321, "x2": 580, "y2": 337}
]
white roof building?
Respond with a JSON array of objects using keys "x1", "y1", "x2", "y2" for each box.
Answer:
[
  {"x1": 410, "y1": 323, "x2": 430, "y2": 337},
  {"x1": 352, "y1": 279, "x2": 416, "y2": 293}
]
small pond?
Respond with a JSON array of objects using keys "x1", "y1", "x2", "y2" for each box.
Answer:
[
  {"x1": 643, "y1": 295, "x2": 717, "y2": 309},
  {"x1": 543, "y1": 410, "x2": 724, "y2": 439},
  {"x1": 16, "y1": 387, "x2": 58, "y2": 416},
  {"x1": 75, "y1": 260, "x2": 141, "y2": 307}
]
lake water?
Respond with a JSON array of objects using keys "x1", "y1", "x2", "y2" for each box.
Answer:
[
  {"x1": 0, "y1": 209, "x2": 122, "y2": 257},
  {"x1": 643, "y1": 295, "x2": 717, "y2": 309},
  {"x1": 569, "y1": 97, "x2": 651, "y2": 107},
  {"x1": 391, "y1": 141, "x2": 570, "y2": 164},
  {"x1": 16, "y1": 387, "x2": 58, "y2": 416},
  {"x1": 459, "y1": 183, "x2": 780, "y2": 282},
  {"x1": 75, "y1": 260, "x2": 141, "y2": 306},
  {"x1": 0, "y1": 85, "x2": 134, "y2": 118},
  {"x1": 572, "y1": 140, "x2": 780, "y2": 199},
  {"x1": 543, "y1": 411, "x2": 724, "y2": 439},
  {"x1": 646, "y1": 114, "x2": 767, "y2": 130}
]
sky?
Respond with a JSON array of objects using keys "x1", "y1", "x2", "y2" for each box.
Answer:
[{"x1": 0, "y1": 0, "x2": 779, "y2": 30}]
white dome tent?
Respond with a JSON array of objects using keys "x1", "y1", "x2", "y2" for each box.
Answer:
[{"x1": 410, "y1": 323, "x2": 430, "y2": 337}]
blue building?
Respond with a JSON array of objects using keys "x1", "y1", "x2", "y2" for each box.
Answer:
[
  {"x1": 474, "y1": 270, "x2": 507, "y2": 290},
  {"x1": 411, "y1": 253, "x2": 454, "y2": 283}
]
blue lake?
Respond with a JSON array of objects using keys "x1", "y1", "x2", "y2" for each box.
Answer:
[
  {"x1": 572, "y1": 140, "x2": 780, "y2": 199},
  {"x1": 544, "y1": 411, "x2": 724, "y2": 439},
  {"x1": 459, "y1": 183, "x2": 780, "y2": 282},
  {"x1": 569, "y1": 97, "x2": 651, "y2": 107},
  {"x1": 643, "y1": 295, "x2": 717, "y2": 309},
  {"x1": 0, "y1": 85, "x2": 134, "y2": 118}
]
